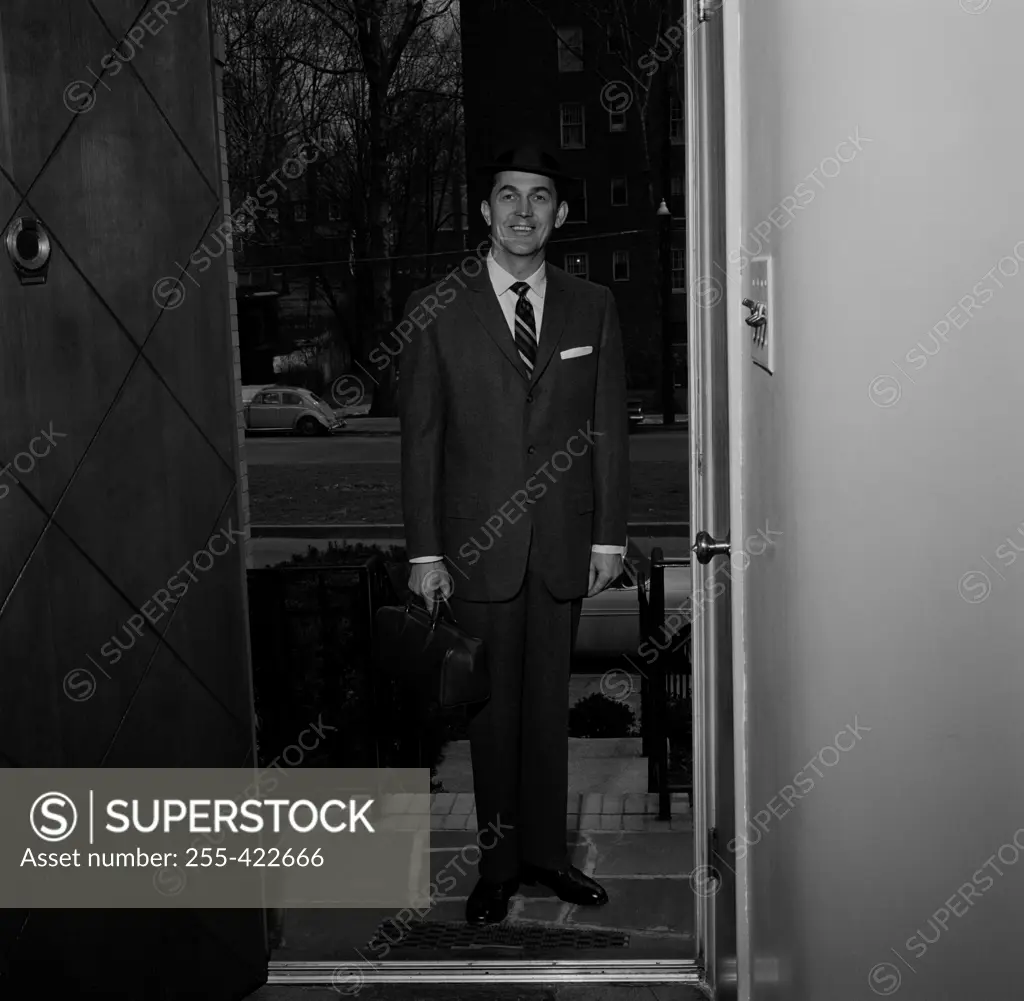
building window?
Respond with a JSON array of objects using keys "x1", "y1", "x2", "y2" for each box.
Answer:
[
  {"x1": 609, "y1": 110, "x2": 626, "y2": 132},
  {"x1": 565, "y1": 179, "x2": 587, "y2": 223},
  {"x1": 671, "y1": 248, "x2": 685, "y2": 291},
  {"x1": 671, "y1": 175, "x2": 683, "y2": 197},
  {"x1": 564, "y1": 253, "x2": 589, "y2": 279},
  {"x1": 557, "y1": 26, "x2": 584, "y2": 72},
  {"x1": 327, "y1": 202, "x2": 341, "y2": 222},
  {"x1": 670, "y1": 96, "x2": 684, "y2": 145},
  {"x1": 293, "y1": 203, "x2": 307, "y2": 223},
  {"x1": 560, "y1": 103, "x2": 585, "y2": 149},
  {"x1": 610, "y1": 177, "x2": 628, "y2": 206},
  {"x1": 613, "y1": 250, "x2": 630, "y2": 281}
]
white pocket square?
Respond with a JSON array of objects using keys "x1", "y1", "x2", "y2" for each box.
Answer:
[{"x1": 560, "y1": 345, "x2": 593, "y2": 359}]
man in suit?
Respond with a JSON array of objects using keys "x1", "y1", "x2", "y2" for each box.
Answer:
[{"x1": 398, "y1": 142, "x2": 630, "y2": 924}]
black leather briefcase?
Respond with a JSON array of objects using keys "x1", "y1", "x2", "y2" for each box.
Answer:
[{"x1": 374, "y1": 596, "x2": 489, "y2": 709}]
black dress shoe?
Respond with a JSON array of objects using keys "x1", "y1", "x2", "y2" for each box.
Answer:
[
  {"x1": 520, "y1": 863, "x2": 609, "y2": 906},
  {"x1": 465, "y1": 876, "x2": 519, "y2": 925}
]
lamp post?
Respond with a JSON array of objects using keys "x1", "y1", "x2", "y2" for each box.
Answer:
[{"x1": 657, "y1": 198, "x2": 675, "y2": 426}]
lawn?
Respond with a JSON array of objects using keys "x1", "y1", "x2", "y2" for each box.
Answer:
[{"x1": 247, "y1": 461, "x2": 688, "y2": 524}]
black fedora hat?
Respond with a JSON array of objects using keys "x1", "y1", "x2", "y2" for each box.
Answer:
[{"x1": 477, "y1": 142, "x2": 576, "y2": 187}]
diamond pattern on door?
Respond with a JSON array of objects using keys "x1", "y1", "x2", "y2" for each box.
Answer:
[
  {"x1": 0, "y1": 485, "x2": 49, "y2": 624},
  {"x1": 154, "y1": 495, "x2": 255, "y2": 729},
  {"x1": 0, "y1": 4, "x2": 117, "y2": 192},
  {"x1": 25, "y1": 73, "x2": 220, "y2": 344},
  {"x1": 0, "y1": 165, "x2": 22, "y2": 233},
  {"x1": 105, "y1": 1, "x2": 223, "y2": 196},
  {"x1": 0, "y1": 0, "x2": 265, "y2": 995},
  {"x1": 103, "y1": 639, "x2": 252, "y2": 767},
  {"x1": 142, "y1": 210, "x2": 241, "y2": 466},
  {"x1": 50, "y1": 358, "x2": 236, "y2": 616},
  {"x1": 91, "y1": 1, "x2": 170, "y2": 54},
  {"x1": 0, "y1": 222, "x2": 141, "y2": 516},
  {"x1": 0, "y1": 520, "x2": 167, "y2": 766}
]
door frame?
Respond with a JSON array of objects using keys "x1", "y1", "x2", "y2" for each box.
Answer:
[
  {"x1": 264, "y1": 8, "x2": 731, "y2": 995},
  {"x1": 685, "y1": 0, "x2": 714, "y2": 982},
  {"x1": 685, "y1": 1, "x2": 742, "y2": 997},
  {"x1": 720, "y1": 0, "x2": 752, "y2": 994}
]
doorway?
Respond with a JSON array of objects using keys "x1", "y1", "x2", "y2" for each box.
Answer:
[{"x1": 253, "y1": 5, "x2": 732, "y2": 993}]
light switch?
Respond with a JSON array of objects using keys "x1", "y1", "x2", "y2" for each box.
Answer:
[{"x1": 749, "y1": 256, "x2": 773, "y2": 374}]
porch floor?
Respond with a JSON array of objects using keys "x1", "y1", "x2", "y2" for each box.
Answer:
[
  {"x1": 263, "y1": 672, "x2": 695, "y2": 967},
  {"x1": 269, "y1": 824, "x2": 695, "y2": 962},
  {"x1": 269, "y1": 761, "x2": 695, "y2": 962}
]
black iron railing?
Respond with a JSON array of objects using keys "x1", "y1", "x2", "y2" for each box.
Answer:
[
  {"x1": 245, "y1": 555, "x2": 467, "y2": 781},
  {"x1": 637, "y1": 547, "x2": 693, "y2": 820},
  {"x1": 245, "y1": 555, "x2": 393, "y2": 768},
  {"x1": 246, "y1": 552, "x2": 693, "y2": 813}
]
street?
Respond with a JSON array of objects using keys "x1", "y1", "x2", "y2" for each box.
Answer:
[{"x1": 243, "y1": 429, "x2": 690, "y2": 466}]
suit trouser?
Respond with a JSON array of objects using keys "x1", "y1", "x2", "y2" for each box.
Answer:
[{"x1": 448, "y1": 535, "x2": 583, "y2": 882}]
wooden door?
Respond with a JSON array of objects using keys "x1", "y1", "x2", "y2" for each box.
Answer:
[
  {"x1": 713, "y1": 1, "x2": 1024, "y2": 998},
  {"x1": 0, "y1": 2, "x2": 265, "y2": 996}
]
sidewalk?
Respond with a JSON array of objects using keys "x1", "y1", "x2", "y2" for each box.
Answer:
[{"x1": 335, "y1": 416, "x2": 401, "y2": 435}]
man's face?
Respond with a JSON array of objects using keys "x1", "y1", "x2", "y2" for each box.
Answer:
[{"x1": 482, "y1": 170, "x2": 569, "y2": 256}]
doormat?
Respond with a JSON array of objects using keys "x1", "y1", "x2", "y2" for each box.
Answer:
[{"x1": 369, "y1": 920, "x2": 629, "y2": 951}]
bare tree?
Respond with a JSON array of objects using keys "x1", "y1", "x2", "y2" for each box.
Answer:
[
  {"x1": 217, "y1": 0, "x2": 461, "y2": 413},
  {"x1": 294, "y1": 0, "x2": 460, "y2": 415}
]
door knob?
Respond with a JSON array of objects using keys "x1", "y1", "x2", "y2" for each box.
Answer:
[{"x1": 692, "y1": 530, "x2": 730, "y2": 564}]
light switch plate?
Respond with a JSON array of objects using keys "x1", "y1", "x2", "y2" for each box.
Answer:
[{"x1": 749, "y1": 256, "x2": 773, "y2": 374}]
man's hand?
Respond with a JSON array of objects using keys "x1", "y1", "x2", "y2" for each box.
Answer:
[
  {"x1": 408, "y1": 560, "x2": 453, "y2": 614},
  {"x1": 587, "y1": 551, "x2": 623, "y2": 598}
]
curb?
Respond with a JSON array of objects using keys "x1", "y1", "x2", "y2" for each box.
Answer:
[{"x1": 333, "y1": 430, "x2": 401, "y2": 436}]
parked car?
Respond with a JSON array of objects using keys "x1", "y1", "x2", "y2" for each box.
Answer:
[
  {"x1": 243, "y1": 385, "x2": 346, "y2": 436},
  {"x1": 627, "y1": 396, "x2": 644, "y2": 432}
]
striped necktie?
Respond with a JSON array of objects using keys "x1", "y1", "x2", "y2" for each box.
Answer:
[{"x1": 510, "y1": 281, "x2": 538, "y2": 374}]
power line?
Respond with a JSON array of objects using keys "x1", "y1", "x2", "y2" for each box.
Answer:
[{"x1": 235, "y1": 226, "x2": 668, "y2": 271}]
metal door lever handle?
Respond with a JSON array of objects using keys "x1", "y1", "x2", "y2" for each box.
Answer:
[{"x1": 742, "y1": 297, "x2": 766, "y2": 327}]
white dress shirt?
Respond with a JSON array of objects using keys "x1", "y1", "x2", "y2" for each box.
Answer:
[
  {"x1": 488, "y1": 252, "x2": 547, "y2": 341},
  {"x1": 409, "y1": 253, "x2": 627, "y2": 564}
]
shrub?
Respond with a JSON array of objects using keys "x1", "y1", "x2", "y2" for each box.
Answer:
[{"x1": 568, "y1": 693, "x2": 638, "y2": 738}]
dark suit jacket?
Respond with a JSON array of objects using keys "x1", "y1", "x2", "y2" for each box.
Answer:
[{"x1": 398, "y1": 260, "x2": 629, "y2": 602}]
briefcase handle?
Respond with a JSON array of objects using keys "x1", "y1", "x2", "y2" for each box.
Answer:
[{"x1": 405, "y1": 594, "x2": 458, "y2": 629}]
